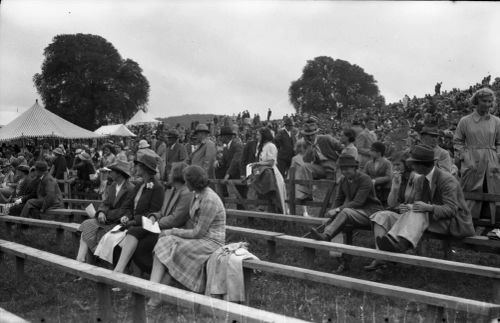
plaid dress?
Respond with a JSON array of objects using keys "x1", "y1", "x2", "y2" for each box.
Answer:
[{"x1": 154, "y1": 187, "x2": 225, "y2": 293}]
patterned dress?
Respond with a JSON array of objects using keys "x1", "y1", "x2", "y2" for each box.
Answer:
[{"x1": 154, "y1": 187, "x2": 225, "y2": 293}]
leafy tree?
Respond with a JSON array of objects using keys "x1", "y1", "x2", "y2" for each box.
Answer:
[
  {"x1": 289, "y1": 56, "x2": 384, "y2": 116},
  {"x1": 33, "y1": 33, "x2": 149, "y2": 130}
]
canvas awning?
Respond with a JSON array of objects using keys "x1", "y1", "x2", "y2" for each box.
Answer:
[
  {"x1": 126, "y1": 110, "x2": 160, "y2": 126},
  {"x1": 94, "y1": 124, "x2": 136, "y2": 137},
  {"x1": 0, "y1": 100, "x2": 102, "y2": 141}
]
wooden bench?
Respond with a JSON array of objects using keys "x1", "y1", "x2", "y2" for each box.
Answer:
[
  {"x1": 6, "y1": 216, "x2": 500, "y2": 305},
  {"x1": 0, "y1": 239, "x2": 307, "y2": 323},
  {"x1": 0, "y1": 307, "x2": 30, "y2": 323},
  {"x1": 2, "y1": 223, "x2": 500, "y2": 321}
]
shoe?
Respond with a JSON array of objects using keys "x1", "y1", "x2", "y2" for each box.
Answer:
[
  {"x1": 363, "y1": 260, "x2": 387, "y2": 272},
  {"x1": 310, "y1": 227, "x2": 329, "y2": 241},
  {"x1": 376, "y1": 235, "x2": 403, "y2": 253},
  {"x1": 147, "y1": 298, "x2": 162, "y2": 308}
]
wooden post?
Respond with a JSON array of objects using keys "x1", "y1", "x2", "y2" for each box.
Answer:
[
  {"x1": 288, "y1": 167, "x2": 296, "y2": 215},
  {"x1": 266, "y1": 240, "x2": 276, "y2": 260},
  {"x1": 96, "y1": 282, "x2": 112, "y2": 322},
  {"x1": 63, "y1": 172, "x2": 69, "y2": 200},
  {"x1": 425, "y1": 305, "x2": 445, "y2": 322},
  {"x1": 243, "y1": 267, "x2": 252, "y2": 306},
  {"x1": 55, "y1": 228, "x2": 64, "y2": 245},
  {"x1": 132, "y1": 292, "x2": 146, "y2": 323},
  {"x1": 442, "y1": 240, "x2": 451, "y2": 260},
  {"x1": 303, "y1": 247, "x2": 315, "y2": 268},
  {"x1": 493, "y1": 280, "x2": 500, "y2": 304},
  {"x1": 15, "y1": 256, "x2": 25, "y2": 281},
  {"x1": 319, "y1": 182, "x2": 336, "y2": 218}
]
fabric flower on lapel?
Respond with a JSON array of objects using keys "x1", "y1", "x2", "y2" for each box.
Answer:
[{"x1": 146, "y1": 182, "x2": 154, "y2": 189}]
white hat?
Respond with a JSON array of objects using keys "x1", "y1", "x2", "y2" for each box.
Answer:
[{"x1": 138, "y1": 139, "x2": 150, "y2": 149}]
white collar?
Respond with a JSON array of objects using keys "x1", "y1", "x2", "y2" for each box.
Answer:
[{"x1": 425, "y1": 166, "x2": 436, "y2": 184}]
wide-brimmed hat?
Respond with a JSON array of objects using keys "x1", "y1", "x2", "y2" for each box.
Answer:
[
  {"x1": 135, "y1": 153, "x2": 158, "y2": 174},
  {"x1": 79, "y1": 152, "x2": 91, "y2": 161},
  {"x1": 407, "y1": 144, "x2": 437, "y2": 163},
  {"x1": 194, "y1": 124, "x2": 210, "y2": 134},
  {"x1": 370, "y1": 142, "x2": 386, "y2": 155},
  {"x1": 420, "y1": 126, "x2": 440, "y2": 137},
  {"x1": 338, "y1": 154, "x2": 359, "y2": 168},
  {"x1": 138, "y1": 139, "x2": 150, "y2": 149},
  {"x1": 53, "y1": 147, "x2": 65, "y2": 155},
  {"x1": 218, "y1": 126, "x2": 234, "y2": 136},
  {"x1": 108, "y1": 159, "x2": 131, "y2": 178},
  {"x1": 283, "y1": 117, "x2": 294, "y2": 126},
  {"x1": 166, "y1": 129, "x2": 179, "y2": 138},
  {"x1": 35, "y1": 161, "x2": 48, "y2": 172},
  {"x1": 16, "y1": 165, "x2": 30, "y2": 174},
  {"x1": 301, "y1": 120, "x2": 319, "y2": 135}
]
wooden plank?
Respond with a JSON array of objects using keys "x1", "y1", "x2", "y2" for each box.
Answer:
[
  {"x1": 288, "y1": 167, "x2": 296, "y2": 215},
  {"x1": 275, "y1": 235, "x2": 500, "y2": 280},
  {"x1": 0, "y1": 216, "x2": 79, "y2": 233},
  {"x1": 63, "y1": 198, "x2": 101, "y2": 205},
  {"x1": 464, "y1": 192, "x2": 500, "y2": 203},
  {"x1": 226, "y1": 225, "x2": 284, "y2": 239},
  {"x1": 318, "y1": 182, "x2": 336, "y2": 218},
  {"x1": 44, "y1": 209, "x2": 87, "y2": 217},
  {"x1": 0, "y1": 307, "x2": 30, "y2": 323},
  {"x1": 226, "y1": 209, "x2": 325, "y2": 226},
  {"x1": 0, "y1": 240, "x2": 307, "y2": 323},
  {"x1": 96, "y1": 282, "x2": 112, "y2": 322},
  {"x1": 241, "y1": 259, "x2": 500, "y2": 317},
  {"x1": 132, "y1": 292, "x2": 146, "y2": 323}
]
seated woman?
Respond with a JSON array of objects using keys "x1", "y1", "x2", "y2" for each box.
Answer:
[
  {"x1": 114, "y1": 162, "x2": 192, "y2": 274},
  {"x1": 94, "y1": 154, "x2": 164, "y2": 265},
  {"x1": 365, "y1": 151, "x2": 418, "y2": 271},
  {"x1": 76, "y1": 159, "x2": 135, "y2": 263},
  {"x1": 249, "y1": 127, "x2": 287, "y2": 214},
  {"x1": 72, "y1": 151, "x2": 96, "y2": 197},
  {"x1": 0, "y1": 158, "x2": 21, "y2": 202},
  {"x1": 363, "y1": 142, "x2": 392, "y2": 206},
  {"x1": 5, "y1": 165, "x2": 31, "y2": 215},
  {"x1": 148, "y1": 165, "x2": 226, "y2": 306}
]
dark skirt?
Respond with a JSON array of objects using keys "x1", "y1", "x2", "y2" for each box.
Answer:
[{"x1": 128, "y1": 226, "x2": 159, "y2": 274}]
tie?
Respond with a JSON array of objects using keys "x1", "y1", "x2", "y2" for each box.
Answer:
[{"x1": 420, "y1": 178, "x2": 431, "y2": 203}]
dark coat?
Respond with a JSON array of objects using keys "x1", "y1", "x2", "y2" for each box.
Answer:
[
  {"x1": 333, "y1": 171, "x2": 383, "y2": 216},
  {"x1": 275, "y1": 128, "x2": 295, "y2": 163},
  {"x1": 154, "y1": 185, "x2": 193, "y2": 229},
  {"x1": 218, "y1": 138, "x2": 243, "y2": 179},
  {"x1": 127, "y1": 178, "x2": 165, "y2": 227},
  {"x1": 97, "y1": 180, "x2": 136, "y2": 225},
  {"x1": 165, "y1": 142, "x2": 188, "y2": 178},
  {"x1": 36, "y1": 173, "x2": 64, "y2": 212},
  {"x1": 415, "y1": 168, "x2": 475, "y2": 238},
  {"x1": 240, "y1": 140, "x2": 258, "y2": 176}
]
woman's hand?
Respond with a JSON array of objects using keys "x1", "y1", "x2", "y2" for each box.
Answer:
[
  {"x1": 97, "y1": 213, "x2": 106, "y2": 224},
  {"x1": 392, "y1": 172, "x2": 402, "y2": 186},
  {"x1": 149, "y1": 215, "x2": 157, "y2": 224},
  {"x1": 412, "y1": 201, "x2": 433, "y2": 213},
  {"x1": 159, "y1": 229, "x2": 173, "y2": 238},
  {"x1": 398, "y1": 204, "x2": 410, "y2": 214},
  {"x1": 120, "y1": 216, "x2": 129, "y2": 226}
]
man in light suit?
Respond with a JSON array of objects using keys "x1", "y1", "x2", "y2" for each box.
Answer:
[
  {"x1": 275, "y1": 117, "x2": 297, "y2": 177},
  {"x1": 187, "y1": 124, "x2": 217, "y2": 179},
  {"x1": 377, "y1": 145, "x2": 476, "y2": 253},
  {"x1": 294, "y1": 118, "x2": 343, "y2": 202},
  {"x1": 164, "y1": 130, "x2": 188, "y2": 181},
  {"x1": 20, "y1": 161, "x2": 63, "y2": 218}
]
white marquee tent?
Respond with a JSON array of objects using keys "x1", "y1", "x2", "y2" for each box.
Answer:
[
  {"x1": 126, "y1": 110, "x2": 160, "y2": 126},
  {"x1": 94, "y1": 124, "x2": 136, "y2": 137}
]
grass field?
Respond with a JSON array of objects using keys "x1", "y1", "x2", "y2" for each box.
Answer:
[{"x1": 1, "y1": 215, "x2": 500, "y2": 323}]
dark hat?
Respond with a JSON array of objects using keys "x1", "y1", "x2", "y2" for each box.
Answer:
[
  {"x1": 283, "y1": 117, "x2": 294, "y2": 126},
  {"x1": 166, "y1": 129, "x2": 179, "y2": 138},
  {"x1": 370, "y1": 142, "x2": 386, "y2": 155},
  {"x1": 338, "y1": 154, "x2": 359, "y2": 168},
  {"x1": 352, "y1": 120, "x2": 362, "y2": 126},
  {"x1": 301, "y1": 120, "x2": 319, "y2": 135},
  {"x1": 16, "y1": 165, "x2": 30, "y2": 174},
  {"x1": 218, "y1": 126, "x2": 234, "y2": 136},
  {"x1": 135, "y1": 153, "x2": 158, "y2": 174},
  {"x1": 420, "y1": 126, "x2": 440, "y2": 137},
  {"x1": 35, "y1": 161, "x2": 48, "y2": 172},
  {"x1": 407, "y1": 144, "x2": 437, "y2": 163},
  {"x1": 194, "y1": 124, "x2": 210, "y2": 134},
  {"x1": 108, "y1": 159, "x2": 131, "y2": 178}
]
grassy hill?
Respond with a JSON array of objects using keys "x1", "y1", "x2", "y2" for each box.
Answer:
[{"x1": 158, "y1": 114, "x2": 219, "y2": 129}]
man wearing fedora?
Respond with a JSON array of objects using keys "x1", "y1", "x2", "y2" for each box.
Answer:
[
  {"x1": 20, "y1": 161, "x2": 64, "y2": 218},
  {"x1": 294, "y1": 118, "x2": 342, "y2": 202},
  {"x1": 377, "y1": 145, "x2": 475, "y2": 253},
  {"x1": 420, "y1": 126, "x2": 452, "y2": 173},
  {"x1": 50, "y1": 147, "x2": 68, "y2": 191},
  {"x1": 164, "y1": 129, "x2": 187, "y2": 182},
  {"x1": 187, "y1": 124, "x2": 216, "y2": 179},
  {"x1": 310, "y1": 154, "x2": 383, "y2": 243},
  {"x1": 275, "y1": 116, "x2": 297, "y2": 177},
  {"x1": 216, "y1": 126, "x2": 243, "y2": 182}
]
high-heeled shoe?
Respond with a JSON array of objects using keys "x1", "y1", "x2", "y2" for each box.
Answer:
[{"x1": 363, "y1": 260, "x2": 387, "y2": 272}]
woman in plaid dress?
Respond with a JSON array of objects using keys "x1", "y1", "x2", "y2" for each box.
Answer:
[{"x1": 149, "y1": 165, "x2": 225, "y2": 306}]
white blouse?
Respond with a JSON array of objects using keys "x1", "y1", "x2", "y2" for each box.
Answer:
[{"x1": 259, "y1": 142, "x2": 278, "y2": 165}]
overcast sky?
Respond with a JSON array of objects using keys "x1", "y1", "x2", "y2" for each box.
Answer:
[{"x1": 1, "y1": 0, "x2": 499, "y2": 124}]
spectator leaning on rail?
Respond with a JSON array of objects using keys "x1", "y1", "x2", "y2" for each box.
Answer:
[
  {"x1": 453, "y1": 87, "x2": 500, "y2": 220},
  {"x1": 294, "y1": 118, "x2": 342, "y2": 202},
  {"x1": 376, "y1": 145, "x2": 476, "y2": 253}
]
